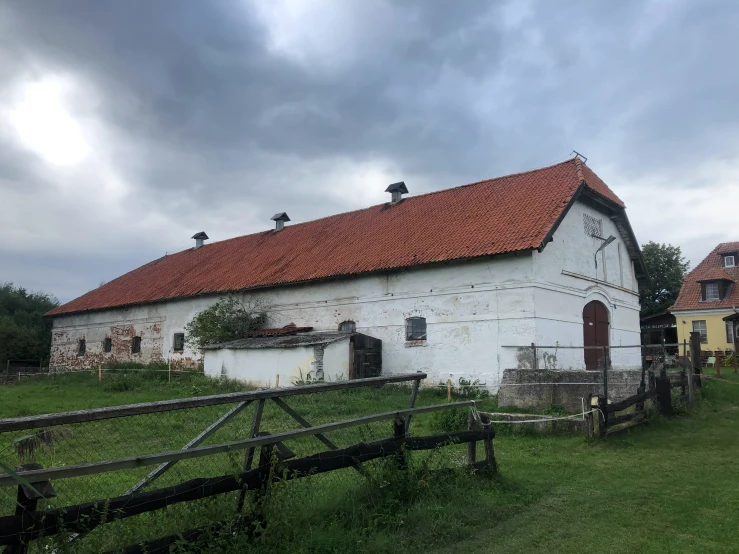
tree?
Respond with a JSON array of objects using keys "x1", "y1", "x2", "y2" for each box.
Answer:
[
  {"x1": 185, "y1": 296, "x2": 268, "y2": 351},
  {"x1": 639, "y1": 242, "x2": 690, "y2": 317},
  {"x1": 0, "y1": 283, "x2": 60, "y2": 367}
]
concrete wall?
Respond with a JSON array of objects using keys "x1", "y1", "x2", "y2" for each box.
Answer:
[
  {"x1": 50, "y1": 198, "x2": 643, "y2": 389},
  {"x1": 203, "y1": 338, "x2": 350, "y2": 387},
  {"x1": 673, "y1": 309, "x2": 736, "y2": 352},
  {"x1": 497, "y1": 368, "x2": 644, "y2": 412}
]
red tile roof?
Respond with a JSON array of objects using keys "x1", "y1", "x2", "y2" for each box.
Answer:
[
  {"x1": 671, "y1": 243, "x2": 739, "y2": 311},
  {"x1": 696, "y1": 268, "x2": 736, "y2": 283},
  {"x1": 48, "y1": 158, "x2": 626, "y2": 317}
]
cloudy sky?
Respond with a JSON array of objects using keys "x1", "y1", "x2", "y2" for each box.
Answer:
[{"x1": 1, "y1": 0, "x2": 737, "y2": 303}]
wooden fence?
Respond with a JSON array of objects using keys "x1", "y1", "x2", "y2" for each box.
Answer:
[
  {"x1": 586, "y1": 332, "x2": 703, "y2": 437},
  {"x1": 0, "y1": 373, "x2": 496, "y2": 553}
]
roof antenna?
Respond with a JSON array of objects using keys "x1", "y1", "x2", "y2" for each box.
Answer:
[{"x1": 571, "y1": 150, "x2": 588, "y2": 163}]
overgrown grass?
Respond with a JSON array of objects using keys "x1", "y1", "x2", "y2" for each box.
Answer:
[{"x1": 1, "y1": 369, "x2": 738, "y2": 553}]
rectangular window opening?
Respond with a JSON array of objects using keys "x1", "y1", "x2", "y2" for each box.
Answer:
[
  {"x1": 77, "y1": 338, "x2": 86, "y2": 356},
  {"x1": 692, "y1": 320, "x2": 707, "y2": 344},
  {"x1": 726, "y1": 322, "x2": 735, "y2": 344},
  {"x1": 725, "y1": 255, "x2": 736, "y2": 268},
  {"x1": 104, "y1": 338, "x2": 112, "y2": 353},
  {"x1": 405, "y1": 317, "x2": 427, "y2": 341},
  {"x1": 132, "y1": 336, "x2": 142, "y2": 354},
  {"x1": 173, "y1": 333, "x2": 185, "y2": 352},
  {"x1": 705, "y1": 282, "x2": 720, "y2": 302}
]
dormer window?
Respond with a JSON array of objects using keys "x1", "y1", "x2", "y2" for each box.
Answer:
[
  {"x1": 705, "y1": 282, "x2": 720, "y2": 301},
  {"x1": 700, "y1": 280, "x2": 733, "y2": 302},
  {"x1": 724, "y1": 255, "x2": 736, "y2": 268}
]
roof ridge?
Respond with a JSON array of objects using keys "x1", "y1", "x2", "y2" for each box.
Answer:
[{"x1": 177, "y1": 157, "x2": 581, "y2": 254}]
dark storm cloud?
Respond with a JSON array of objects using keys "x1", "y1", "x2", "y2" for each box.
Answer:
[{"x1": 1, "y1": 0, "x2": 738, "y2": 300}]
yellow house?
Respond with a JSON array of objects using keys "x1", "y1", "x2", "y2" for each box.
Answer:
[{"x1": 671, "y1": 242, "x2": 739, "y2": 353}]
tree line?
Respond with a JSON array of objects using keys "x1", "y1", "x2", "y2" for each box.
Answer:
[{"x1": 0, "y1": 283, "x2": 59, "y2": 368}]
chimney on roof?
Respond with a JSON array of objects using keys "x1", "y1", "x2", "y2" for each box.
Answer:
[
  {"x1": 385, "y1": 181, "x2": 408, "y2": 204},
  {"x1": 192, "y1": 232, "x2": 209, "y2": 249},
  {"x1": 271, "y1": 212, "x2": 290, "y2": 232}
]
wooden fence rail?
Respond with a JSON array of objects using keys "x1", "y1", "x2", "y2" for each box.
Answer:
[
  {"x1": 0, "y1": 373, "x2": 427, "y2": 433},
  {"x1": 0, "y1": 411, "x2": 495, "y2": 550},
  {"x1": 0, "y1": 401, "x2": 473, "y2": 488}
]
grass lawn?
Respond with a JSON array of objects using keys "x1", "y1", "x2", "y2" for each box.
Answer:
[{"x1": 1, "y1": 368, "x2": 738, "y2": 553}]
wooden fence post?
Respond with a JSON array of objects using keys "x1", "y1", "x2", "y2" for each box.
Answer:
[
  {"x1": 585, "y1": 393, "x2": 594, "y2": 438},
  {"x1": 597, "y1": 395, "x2": 608, "y2": 438},
  {"x1": 275, "y1": 374, "x2": 279, "y2": 388},
  {"x1": 394, "y1": 415, "x2": 407, "y2": 470},
  {"x1": 237, "y1": 399, "x2": 265, "y2": 512},
  {"x1": 447, "y1": 379, "x2": 452, "y2": 402},
  {"x1": 5, "y1": 463, "x2": 56, "y2": 554},
  {"x1": 404, "y1": 373, "x2": 421, "y2": 432},
  {"x1": 467, "y1": 410, "x2": 477, "y2": 466},
  {"x1": 686, "y1": 355, "x2": 695, "y2": 408},
  {"x1": 690, "y1": 332, "x2": 702, "y2": 388},
  {"x1": 98, "y1": 364, "x2": 102, "y2": 384},
  {"x1": 168, "y1": 359, "x2": 172, "y2": 384},
  {"x1": 655, "y1": 373, "x2": 672, "y2": 417},
  {"x1": 531, "y1": 343, "x2": 538, "y2": 371},
  {"x1": 480, "y1": 414, "x2": 496, "y2": 473}
]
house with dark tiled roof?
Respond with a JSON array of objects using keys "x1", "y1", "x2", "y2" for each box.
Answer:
[
  {"x1": 46, "y1": 157, "x2": 647, "y2": 387},
  {"x1": 671, "y1": 242, "x2": 739, "y2": 353}
]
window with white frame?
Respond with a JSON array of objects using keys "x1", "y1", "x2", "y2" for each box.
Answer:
[
  {"x1": 724, "y1": 255, "x2": 736, "y2": 268},
  {"x1": 692, "y1": 320, "x2": 707, "y2": 344},
  {"x1": 338, "y1": 321, "x2": 356, "y2": 332},
  {"x1": 726, "y1": 322, "x2": 735, "y2": 344},
  {"x1": 705, "y1": 282, "x2": 720, "y2": 301}
]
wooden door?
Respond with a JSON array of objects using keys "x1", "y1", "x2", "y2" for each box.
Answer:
[{"x1": 583, "y1": 301, "x2": 609, "y2": 370}]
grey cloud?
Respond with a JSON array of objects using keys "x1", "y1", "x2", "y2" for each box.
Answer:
[{"x1": 1, "y1": 0, "x2": 738, "y2": 300}]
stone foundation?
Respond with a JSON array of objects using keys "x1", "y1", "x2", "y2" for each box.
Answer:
[{"x1": 497, "y1": 369, "x2": 643, "y2": 412}]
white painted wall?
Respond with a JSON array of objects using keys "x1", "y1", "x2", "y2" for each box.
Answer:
[
  {"x1": 531, "y1": 201, "x2": 642, "y2": 370},
  {"x1": 203, "y1": 338, "x2": 351, "y2": 387},
  {"x1": 50, "y1": 198, "x2": 644, "y2": 388}
]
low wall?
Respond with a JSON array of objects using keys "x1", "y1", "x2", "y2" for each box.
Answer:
[{"x1": 497, "y1": 369, "x2": 643, "y2": 412}]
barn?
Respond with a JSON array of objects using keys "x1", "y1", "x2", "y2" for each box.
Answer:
[{"x1": 46, "y1": 157, "x2": 646, "y2": 388}]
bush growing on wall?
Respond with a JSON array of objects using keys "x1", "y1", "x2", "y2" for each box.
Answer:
[{"x1": 185, "y1": 296, "x2": 268, "y2": 351}]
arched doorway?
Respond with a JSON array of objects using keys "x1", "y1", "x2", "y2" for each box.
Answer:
[{"x1": 583, "y1": 300, "x2": 609, "y2": 370}]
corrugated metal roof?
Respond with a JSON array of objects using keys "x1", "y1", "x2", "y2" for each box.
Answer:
[{"x1": 47, "y1": 158, "x2": 626, "y2": 317}]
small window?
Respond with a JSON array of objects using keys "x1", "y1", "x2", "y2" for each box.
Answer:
[
  {"x1": 726, "y1": 322, "x2": 735, "y2": 344},
  {"x1": 583, "y1": 214, "x2": 603, "y2": 238},
  {"x1": 725, "y1": 255, "x2": 736, "y2": 268},
  {"x1": 338, "y1": 321, "x2": 356, "y2": 332},
  {"x1": 405, "y1": 317, "x2": 427, "y2": 341},
  {"x1": 173, "y1": 333, "x2": 185, "y2": 352},
  {"x1": 692, "y1": 320, "x2": 707, "y2": 344},
  {"x1": 705, "y1": 282, "x2": 720, "y2": 302},
  {"x1": 132, "y1": 336, "x2": 142, "y2": 354},
  {"x1": 104, "y1": 338, "x2": 112, "y2": 353},
  {"x1": 77, "y1": 338, "x2": 86, "y2": 356}
]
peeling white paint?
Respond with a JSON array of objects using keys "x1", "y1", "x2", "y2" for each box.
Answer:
[{"x1": 51, "y1": 199, "x2": 642, "y2": 389}]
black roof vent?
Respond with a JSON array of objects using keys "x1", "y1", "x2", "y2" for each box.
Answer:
[{"x1": 385, "y1": 182, "x2": 408, "y2": 204}]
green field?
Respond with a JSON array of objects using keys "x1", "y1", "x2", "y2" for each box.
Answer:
[{"x1": 1, "y1": 369, "x2": 738, "y2": 553}]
